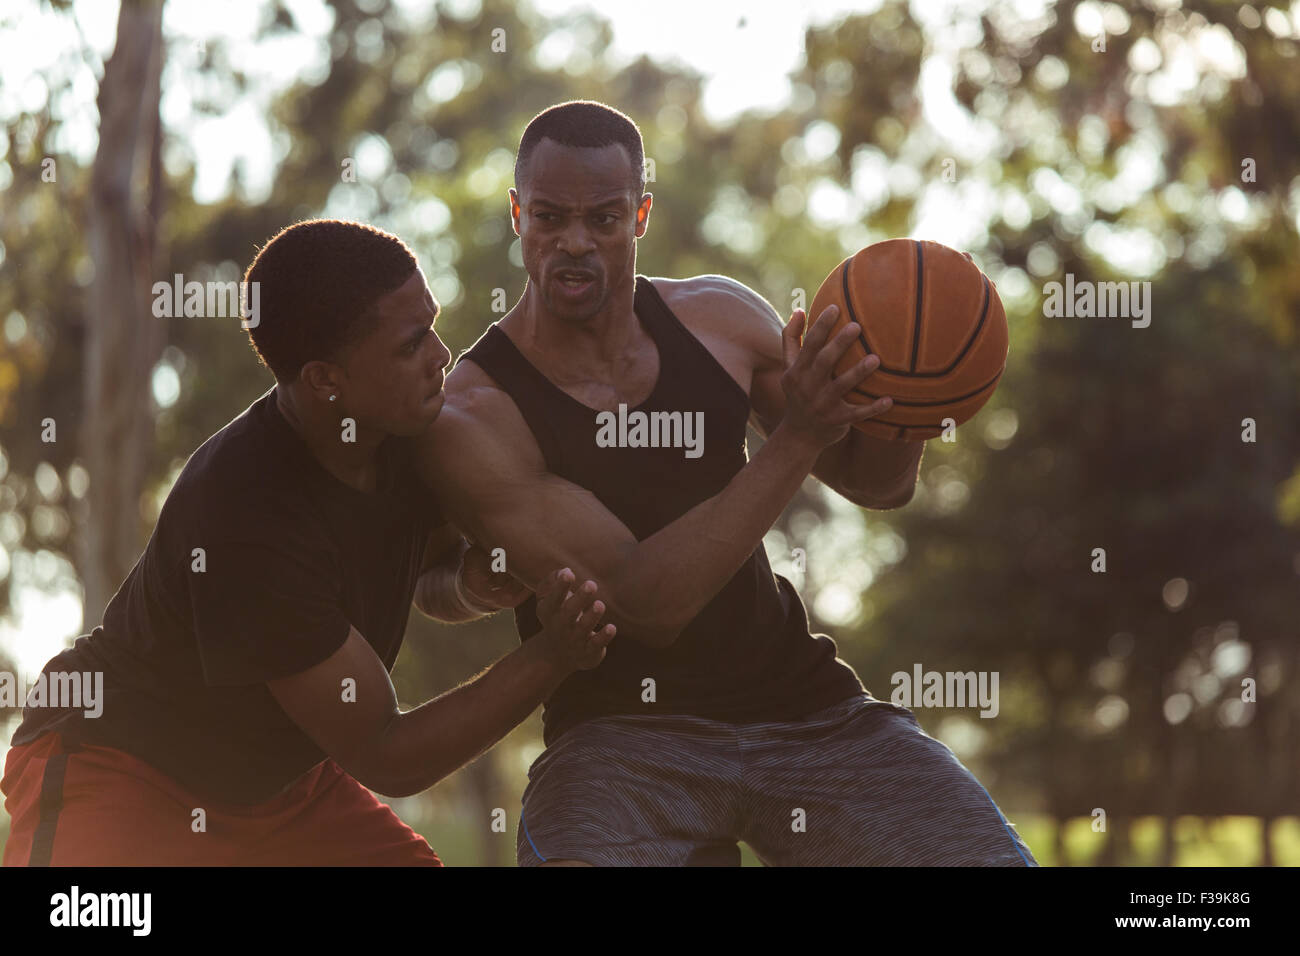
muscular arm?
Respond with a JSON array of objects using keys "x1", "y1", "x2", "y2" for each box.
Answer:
[
  {"x1": 416, "y1": 303, "x2": 883, "y2": 650},
  {"x1": 267, "y1": 570, "x2": 611, "y2": 798},
  {"x1": 268, "y1": 626, "x2": 564, "y2": 796},
  {"x1": 420, "y1": 394, "x2": 824, "y2": 649}
]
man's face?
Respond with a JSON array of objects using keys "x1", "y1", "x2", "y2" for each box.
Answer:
[
  {"x1": 335, "y1": 268, "x2": 452, "y2": 436},
  {"x1": 510, "y1": 140, "x2": 652, "y2": 324}
]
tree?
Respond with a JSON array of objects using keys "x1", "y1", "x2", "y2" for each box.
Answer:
[{"x1": 80, "y1": 0, "x2": 167, "y2": 624}]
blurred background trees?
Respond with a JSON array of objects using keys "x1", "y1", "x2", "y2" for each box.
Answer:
[{"x1": 1, "y1": 0, "x2": 1297, "y2": 865}]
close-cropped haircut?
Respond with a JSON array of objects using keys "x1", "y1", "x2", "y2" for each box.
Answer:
[
  {"x1": 514, "y1": 100, "x2": 646, "y2": 195},
  {"x1": 242, "y1": 219, "x2": 419, "y2": 382}
]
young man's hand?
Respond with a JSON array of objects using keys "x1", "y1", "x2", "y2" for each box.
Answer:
[{"x1": 533, "y1": 567, "x2": 616, "y2": 672}]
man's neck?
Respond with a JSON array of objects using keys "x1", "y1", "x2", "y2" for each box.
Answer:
[
  {"x1": 274, "y1": 385, "x2": 386, "y2": 493},
  {"x1": 508, "y1": 276, "x2": 642, "y2": 377}
]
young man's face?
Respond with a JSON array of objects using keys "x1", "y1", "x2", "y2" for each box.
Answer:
[
  {"x1": 336, "y1": 268, "x2": 452, "y2": 436},
  {"x1": 510, "y1": 140, "x2": 652, "y2": 324}
]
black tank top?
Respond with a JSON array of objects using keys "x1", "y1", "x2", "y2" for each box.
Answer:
[{"x1": 460, "y1": 275, "x2": 864, "y2": 745}]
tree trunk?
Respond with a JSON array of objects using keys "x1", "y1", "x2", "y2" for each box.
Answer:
[{"x1": 80, "y1": 0, "x2": 166, "y2": 624}]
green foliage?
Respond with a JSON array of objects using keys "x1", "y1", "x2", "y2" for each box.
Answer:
[{"x1": 1, "y1": 0, "x2": 1297, "y2": 864}]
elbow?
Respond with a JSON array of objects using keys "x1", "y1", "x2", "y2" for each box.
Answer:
[
  {"x1": 596, "y1": 552, "x2": 689, "y2": 648},
  {"x1": 365, "y1": 756, "x2": 448, "y2": 799},
  {"x1": 602, "y1": 587, "x2": 685, "y2": 649},
  {"x1": 889, "y1": 483, "x2": 917, "y2": 508},
  {"x1": 844, "y1": 483, "x2": 914, "y2": 510},
  {"x1": 362, "y1": 775, "x2": 414, "y2": 799},
  {"x1": 872, "y1": 490, "x2": 914, "y2": 511},
  {"x1": 380, "y1": 778, "x2": 433, "y2": 799},
  {"x1": 351, "y1": 714, "x2": 436, "y2": 798},
  {"x1": 612, "y1": 606, "x2": 684, "y2": 649},
  {"x1": 342, "y1": 758, "x2": 409, "y2": 798}
]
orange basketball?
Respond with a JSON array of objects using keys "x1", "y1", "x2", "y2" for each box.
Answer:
[{"x1": 808, "y1": 238, "x2": 1009, "y2": 441}]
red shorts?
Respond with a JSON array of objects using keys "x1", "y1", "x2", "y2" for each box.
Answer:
[{"x1": 1, "y1": 731, "x2": 443, "y2": 866}]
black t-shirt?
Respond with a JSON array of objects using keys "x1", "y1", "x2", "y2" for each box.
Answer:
[{"x1": 11, "y1": 388, "x2": 440, "y2": 805}]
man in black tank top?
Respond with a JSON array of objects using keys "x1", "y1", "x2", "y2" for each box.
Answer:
[{"x1": 417, "y1": 102, "x2": 1038, "y2": 867}]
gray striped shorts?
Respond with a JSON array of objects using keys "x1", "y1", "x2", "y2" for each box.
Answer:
[{"x1": 517, "y1": 692, "x2": 1037, "y2": 866}]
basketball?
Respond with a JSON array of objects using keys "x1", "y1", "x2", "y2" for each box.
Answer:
[{"x1": 808, "y1": 238, "x2": 1009, "y2": 441}]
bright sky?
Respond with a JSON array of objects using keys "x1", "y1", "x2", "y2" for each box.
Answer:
[
  {"x1": 7, "y1": 0, "x2": 1012, "y2": 200},
  {"x1": 530, "y1": 0, "x2": 892, "y2": 117}
]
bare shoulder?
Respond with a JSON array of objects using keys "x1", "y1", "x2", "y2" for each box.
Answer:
[
  {"x1": 422, "y1": 357, "x2": 546, "y2": 476},
  {"x1": 441, "y1": 355, "x2": 506, "y2": 413},
  {"x1": 650, "y1": 274, "x2": 784, "y2": 365},
  {"x1": 651, "y1": 274, "x2": 782, "y2": 329}
]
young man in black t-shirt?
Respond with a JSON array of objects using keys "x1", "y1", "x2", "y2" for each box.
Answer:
[{"x1": 1, "y1": 219, "x2": 613, "y2": 866}]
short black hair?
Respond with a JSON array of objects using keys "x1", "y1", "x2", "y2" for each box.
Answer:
[
  {"x1": 243, "y1": 219, "x2": 419, "y2": 382},
  {"x1": 514, "y1": 100, "x2": 645, "y2": 195}
]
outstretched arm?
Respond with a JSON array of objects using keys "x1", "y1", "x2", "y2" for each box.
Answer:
[
  {"x1": 416, "y1": 305, "x2": 892, "y2": 650},
  {"x1": 268, "y1": 568, "x2": 614, "y2": 798}
]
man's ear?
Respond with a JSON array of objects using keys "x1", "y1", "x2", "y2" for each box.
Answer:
[
  {"x1": 635, "y1": 193, "x2": 653, "y2": 237},
  {"x1": 509, "y1": 188, "x2": 522, "y2": 236},
  {"x1": 300, "y1": 359, "x2": 345, "y2": 404}
]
